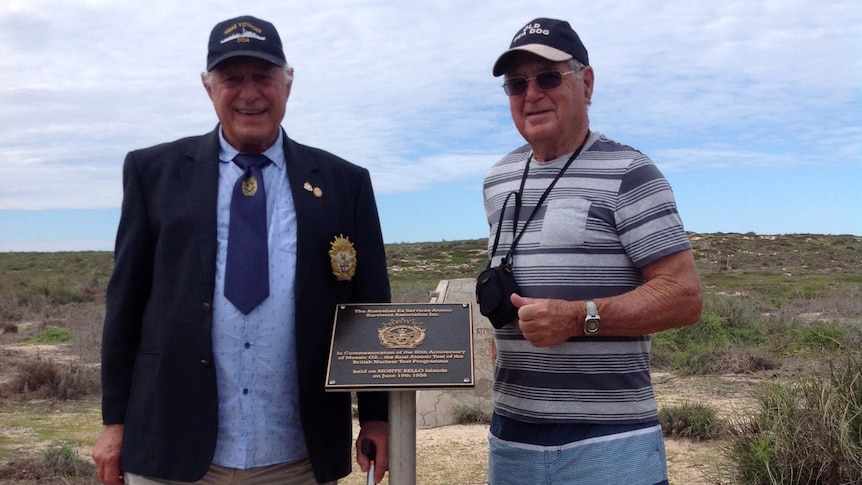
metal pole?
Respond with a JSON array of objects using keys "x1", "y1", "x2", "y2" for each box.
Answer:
[{"x1": 387, "y1": 390, "x2": 416, "y2": 484}]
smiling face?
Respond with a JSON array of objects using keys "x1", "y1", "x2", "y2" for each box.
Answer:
[
  {"x1": 505, "y1": 52, "x2": 593, "y2": 161},
  {"x1": 203, "y1": 57, "x2": 292, "y2": 154}
]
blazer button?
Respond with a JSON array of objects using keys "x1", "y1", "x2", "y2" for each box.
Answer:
[
  {"x1": 202, "y1": 302, "x2": 212, "y2": 314},
  {"x1": 199, "y1": 359, "x2": 211, "y2": 368}
]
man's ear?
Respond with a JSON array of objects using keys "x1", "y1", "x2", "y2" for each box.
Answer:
[
  {"x1": 284, "y1": 67, "x2": 294, "y2": 101},
  {"x1": 582, "y1": 65, "x2": 594, "y2": 103}
]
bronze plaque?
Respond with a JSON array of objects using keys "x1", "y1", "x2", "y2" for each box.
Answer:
[{"x1": 325, "y1": 303, "x2": 474, "y2": 391}]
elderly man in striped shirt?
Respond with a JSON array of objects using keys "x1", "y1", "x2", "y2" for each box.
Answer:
[{"x1": 482, "y1": 17, "x2": 703, "y2": 485}]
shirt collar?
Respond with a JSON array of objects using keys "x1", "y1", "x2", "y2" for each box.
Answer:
[{"x1": 217, "y1": 127, "x2": 286, "y2": 170}]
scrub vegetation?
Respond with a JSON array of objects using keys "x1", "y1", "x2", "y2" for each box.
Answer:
[{"x1": 0, "y1": 233, "x2": 860, "y2": 484}]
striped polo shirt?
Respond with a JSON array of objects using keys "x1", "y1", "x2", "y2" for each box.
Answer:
[{"x1": 482, "y1": 131, "x2": 691, "y2": 424}]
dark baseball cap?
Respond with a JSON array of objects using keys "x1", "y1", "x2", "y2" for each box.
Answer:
[
  {"x1": 206, "y1": 15, "x2": 286, "y2": 71},
  {"x1": 493, "y1": 18, "x2": 589, "y2": 76}
]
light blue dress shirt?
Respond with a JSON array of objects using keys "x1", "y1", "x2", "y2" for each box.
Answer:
[{"x1": 211, "y1": 129, "x2": 308, "y2": 468}]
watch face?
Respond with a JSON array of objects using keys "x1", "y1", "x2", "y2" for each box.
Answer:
[{"x1": 584, "y1": 319, "x2": 600, "y2": 334}]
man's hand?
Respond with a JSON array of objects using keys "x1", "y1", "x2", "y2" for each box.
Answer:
[
  {"x1": 511, "y1": 294, "x2": 579, "y2": 347},
  {"x1": 92, "y1": 424, "x2": 124, "y2": 484},
  {"x1": 356, "y1": 420, "x2": 389, "y2": 483},
  {"x1": 509, "y1": 250, "x2": 703, "y2": 343}
]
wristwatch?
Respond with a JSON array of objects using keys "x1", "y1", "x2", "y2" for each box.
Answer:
[{"x1": 583, "y1": 299, "x2": 601, "y2": 336}]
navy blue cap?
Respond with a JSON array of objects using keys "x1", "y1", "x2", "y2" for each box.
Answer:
[
  {"x1": 493, "y1": 18, "x2": 589, "y2": 76},
  {"x1": 207, "y1": 16, "x2": 286, "y2": 71}
]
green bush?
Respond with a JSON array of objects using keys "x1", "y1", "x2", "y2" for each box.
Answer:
[
  {"x1": 39, "y1": 443, "x2": 95, "y2": 479},
  {"x1": 0, "y1": 442, "x2": 96, "y2": 482},
  {"x1": 659, "y1": 401, "x2": 727, "y2": 441},
  {"x1": 657, "y1": 342, "x2": 779, "y2": 376},
  {"x1": 652, "y1": 289, "x2": 855, "y2": 375},
  {"x1": 652, "y1": 304, "x2": 775, "y2": 375},
  {"x1": 722, "y1": 353, "x2": 862, "y2": 484},
  {"x1": 32, "y1": 327, "x2": 74, "y2": 344},
  {"x1": 798, "y1": 326, "x2": 845, "y2": 352}
]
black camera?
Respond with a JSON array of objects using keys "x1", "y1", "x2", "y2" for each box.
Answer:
[{"x1": 475, "y1": 262, "x2": 520, "y2": 329}]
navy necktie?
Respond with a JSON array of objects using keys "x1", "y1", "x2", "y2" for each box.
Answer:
[{"x1": 225, "y1": 153, "x2": 272, "y2": 314}]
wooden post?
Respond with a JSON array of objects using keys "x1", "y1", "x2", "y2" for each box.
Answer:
[{"x1": 388, "y1": 390, "x2": 416, "y2": 484}]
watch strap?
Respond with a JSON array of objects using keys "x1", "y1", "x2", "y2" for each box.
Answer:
[{"x1": 585, "y1": 299, "x2": 598, "y2": 318}]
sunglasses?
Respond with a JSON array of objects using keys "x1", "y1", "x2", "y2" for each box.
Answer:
[{"x1": 502, "y1": 70, "x2": 576, "y2": 97}]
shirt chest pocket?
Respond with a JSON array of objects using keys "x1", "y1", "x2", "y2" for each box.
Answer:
[{"x1": 539, "y1": 198, "x2": 591, "y2": 247}]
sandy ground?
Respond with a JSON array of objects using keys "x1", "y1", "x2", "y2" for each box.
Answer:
[
  {"x1": 1, "y1": 340, "x2": 757, "y2": 484},
  {"x1": 339, "y1": 422, "x2": 726, "y2": 485},
  {"x1": 345, "y1": 371, "x2": 758, "y2": 484}
]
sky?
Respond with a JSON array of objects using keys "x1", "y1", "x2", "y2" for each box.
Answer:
[{"x1": 0, "y1": 0, "x2": 860, "y2": 252}]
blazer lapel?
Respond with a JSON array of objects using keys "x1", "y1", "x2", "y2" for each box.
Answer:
[
  {"x1": 282, "y1": 134, "x2": 321, "y2": 300},
  {"x1": 181, "y1": 128, "x2": 221, "y2": 284}
]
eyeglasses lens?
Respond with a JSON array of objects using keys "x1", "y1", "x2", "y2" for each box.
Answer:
[
  {"x1": 536, "y1": 71, "x2": 563, "y2": 90},
  {"x1": 503, "y1": 71, "x2": 563, "y2": 96},
  {"x1": 504, "y1": 79, "x2": 526, "y2": 96}
]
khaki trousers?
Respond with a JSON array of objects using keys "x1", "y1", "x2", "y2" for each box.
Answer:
[{"x1": 124, "y1": 458, "x2": 336, "y2": 485}]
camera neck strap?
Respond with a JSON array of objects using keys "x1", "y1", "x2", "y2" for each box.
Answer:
[{"x1": 489, "y1": 131, "x2": 591, "y2": 267}]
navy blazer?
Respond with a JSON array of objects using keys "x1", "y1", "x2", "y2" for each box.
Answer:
[{"x1": 101, "y1": 127, "x2": 390, "y2": 482}]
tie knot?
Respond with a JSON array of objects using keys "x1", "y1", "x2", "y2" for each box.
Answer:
[{"x1": 233, "y1": 154, "x2": 271, "y2": 170}]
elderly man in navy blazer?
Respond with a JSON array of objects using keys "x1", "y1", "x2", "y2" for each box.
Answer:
[{"x1": 92, "y1": 15, "x2": 390, "y2": 485}]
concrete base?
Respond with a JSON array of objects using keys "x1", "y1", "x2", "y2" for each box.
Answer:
[{"x1": 417, "y1": 278, "x2": 493, "y2": 428}]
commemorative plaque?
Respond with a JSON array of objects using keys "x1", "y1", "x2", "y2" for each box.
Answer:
[{"x1": 325, "y1": 303, "x2": 474, "y2": 391}]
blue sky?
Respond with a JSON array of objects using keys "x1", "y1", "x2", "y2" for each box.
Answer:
[{"x1": 1, "y1": 0, "x2": 860, "y2": 252}]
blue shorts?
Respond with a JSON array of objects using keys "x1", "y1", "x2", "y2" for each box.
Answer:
[{"x1": 488, "y1": 424, "x2": 669, "y2": 485}]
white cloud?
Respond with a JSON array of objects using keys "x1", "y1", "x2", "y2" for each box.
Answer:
[{"x1": 0, "y1": 0, "x2": 859, "y2": 241}]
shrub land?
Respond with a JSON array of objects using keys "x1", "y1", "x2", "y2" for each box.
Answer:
[{"x1": 0, "y1": 233, "x2": 860, "y2": 484}]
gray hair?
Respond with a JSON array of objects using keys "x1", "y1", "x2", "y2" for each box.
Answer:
[
  {"x1": 202, "y1": 62, "x2": 293, "y2": 87},
  {"x1": 567, "y1": 59, "x2": 586, "y2": 79}
]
